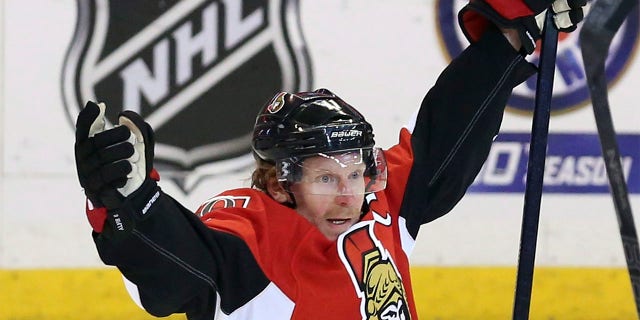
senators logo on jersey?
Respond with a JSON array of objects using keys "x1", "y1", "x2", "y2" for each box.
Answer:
[
  {"x1": 339, "y1": 222, "x2": 410, "y2": 320},
  {"x1": 62, "y1": 0, "x2": 312, "y2": 191}
]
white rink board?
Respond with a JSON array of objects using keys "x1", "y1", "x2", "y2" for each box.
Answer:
[{"x1": 1, "y1": 0, "x2": 639, "y2": 268}]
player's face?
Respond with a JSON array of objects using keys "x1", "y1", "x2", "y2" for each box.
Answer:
[{"x1": 290, "y1": 153, "x2": 366, "y2": 241}]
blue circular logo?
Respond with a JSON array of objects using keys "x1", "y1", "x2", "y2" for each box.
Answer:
[{"x1": 436, "y1": 1, "x2": 639, "y2": 113}]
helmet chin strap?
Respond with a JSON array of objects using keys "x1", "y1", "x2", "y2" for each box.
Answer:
[
  {"x1": 285, "y1": 191, "x2": 297, "y2": 208},
  {"x1": 280, "y1": 181, "x2": 297, "y2": 208}
]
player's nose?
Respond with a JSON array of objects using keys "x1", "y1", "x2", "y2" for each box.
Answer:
[{"x1": 335, "y1": 181, "x2": 357, "y2": 206}]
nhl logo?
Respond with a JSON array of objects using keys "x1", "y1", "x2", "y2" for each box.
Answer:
[{"x1": 62, "y1": 0, "x2": 313, "y2": 191}]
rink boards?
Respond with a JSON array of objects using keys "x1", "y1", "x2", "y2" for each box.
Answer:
[{"x1": 1, "y1": 267, "x2": 635, "y2": 319}]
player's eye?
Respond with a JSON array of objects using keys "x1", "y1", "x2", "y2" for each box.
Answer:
[
  {"x1": 348, "y1": 170, "x2": 362, "y2": 180},
  {"x1": 316, "y1": 174, "x2": 336, "y2": 184}
]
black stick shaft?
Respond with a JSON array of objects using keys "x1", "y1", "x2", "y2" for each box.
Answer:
[
  {"x1": 580, "y1": 0, "x2": 640, "y2": 319},
  {"x1": 580, "y1": 0, "x2": 640, "y2": 316},
  {"x1": 512, "y1": 11, "x2": 558, "y2": 320},
  {"x1": 590, "y1": 62, "x2": 640, "y2": 317}
]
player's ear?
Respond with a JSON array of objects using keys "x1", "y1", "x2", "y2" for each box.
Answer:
[{"x1": 266, "y1": 178, "x2": 291, "y2": 204}]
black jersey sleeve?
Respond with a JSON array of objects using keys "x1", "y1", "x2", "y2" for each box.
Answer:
[
  {"x1": 93, "y1": 191, "x2": 270, "y2": 319},
  {"x1": 399, "y1": 28, "x2": 536, "y2": 237}
]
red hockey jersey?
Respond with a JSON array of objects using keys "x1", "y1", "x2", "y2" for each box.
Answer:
[{"x1": 194, "y1": 128, "x2": 415, "y2": 319}]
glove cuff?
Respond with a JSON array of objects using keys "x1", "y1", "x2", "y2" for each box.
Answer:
[
  {"x1": 460, "y1": 2, "x2": 541, "y2": 54},
  {"x1": 459, "y1": 2, "x2": 522, "y2": 43},
  {"x1": 484, "y1": 0, "x2": 537, "y2": 18},
  {"x1": 459, "y1": 7, "x2": 493, "y2": 43},
  {"x1": 86, "y1": 199, "x2": 108, "y2": 233},
  {"x1": 120, "y1": 178, "x2": 161, "y2": 221},
  {"x1": 95, "y1": 178, "x2": 161, "y2": 241}
]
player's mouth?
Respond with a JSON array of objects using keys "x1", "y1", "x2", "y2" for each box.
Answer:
[{"x1": 327, "y1": 218, "x2": 351, "y2": 225}]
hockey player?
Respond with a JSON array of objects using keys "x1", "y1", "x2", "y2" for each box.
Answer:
[{"x1": 73, "y1": 1, "x2": 585, "y2": 319}]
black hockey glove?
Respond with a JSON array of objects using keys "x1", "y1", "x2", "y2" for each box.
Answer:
[
  {"x1": 459, "y1": 0, "x2": 586, "y2": 54},
  {"x1": 75, "y1": 101, "x2": 160, "y2": 239}
]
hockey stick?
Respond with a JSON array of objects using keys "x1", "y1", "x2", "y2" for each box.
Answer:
[
  {"x1": 580, "y1": 0, "x2": 640, "y2": 317},
  {"x1": 512, "y1": 11, "x2": 558, "y2": 320}
]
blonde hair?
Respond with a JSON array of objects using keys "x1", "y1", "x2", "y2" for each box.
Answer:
[{"x1": 251, "y1": 158, "x2": 277, "y2": 192}]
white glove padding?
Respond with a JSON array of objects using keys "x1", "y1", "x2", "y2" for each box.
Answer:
[
  {"x1": 88, "y1": 102, "x2": 107, "y2": 138},
  {"x1": 118, "y1": 116, "x2": 146, "y2": 197},
  {"x1": 536, "y1": 0, "x2": 586, "y2": 33}
]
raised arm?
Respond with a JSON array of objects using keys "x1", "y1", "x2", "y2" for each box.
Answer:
[
  {"x1": 394, "y1": 27, "x2": 534, "y2": 237},
  {"x1": 74, "y1": 103, "x2": 267, "y2": 319},
  {"x1": 396, "y1": 0, "x2": 585, "y2": 237}
]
